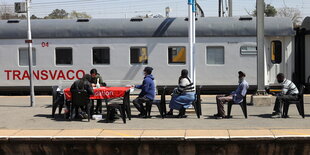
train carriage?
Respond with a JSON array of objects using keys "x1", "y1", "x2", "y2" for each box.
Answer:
[
  {"x1": 0, "y1": 17, "x2": 295, "y2": 94},
  {"x1": 296, "y1": 16, "x2": 310, "y2": 93}
]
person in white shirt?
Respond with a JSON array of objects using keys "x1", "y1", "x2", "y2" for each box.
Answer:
[{"x1": 272, "y1": 73, "x2": 299, "y2": 118}]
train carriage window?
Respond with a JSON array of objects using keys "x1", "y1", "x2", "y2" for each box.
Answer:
[
  {"x1": 93, "y1": 47, "x2": 110, "y2": 65},
  {"x1": 240, "y1": 46, "x2": 257, "y2": 55},
  {"x1": 206, "y1": 46, "x2": 224, "y2": 64},
  {"x1": 271, "y1": 41, "x2": 282, "y2": 64},
  {"x1": 130, "y1": 47, "x2": 148, "y2": 64},
  {"x1": 55, "y1": 48, "x2": 72, "y2": 65},
  {"x1": 19, "y1": 48, "x2": 36, "y2": 66},
  {"x1": 168, "y1": 47, "x2": 186, "y2": 64}
]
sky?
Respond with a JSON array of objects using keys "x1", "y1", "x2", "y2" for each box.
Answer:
[{"x1": 2, "y1": 0, "x2": 309, "y2": 19}]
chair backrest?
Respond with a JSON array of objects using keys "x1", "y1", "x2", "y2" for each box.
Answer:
[
  {"x1": 298, "y1": 85, "x2": 305, "y2": 101},
  {"x1": 71, "y1": 90, "x2": 89, "y2": 106}
]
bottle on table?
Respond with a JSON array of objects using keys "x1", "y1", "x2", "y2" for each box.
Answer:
[{"x1": 96, "y1": 78, "x2": 100, "y2": 88}]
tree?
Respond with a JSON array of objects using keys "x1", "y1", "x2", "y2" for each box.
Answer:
[
  {"x1": 69, "y1": 10, "x2": 91, "y2": 19},
  {"x1": 30, "y1": 14, "x2": 38, "y2": 19},
  {"x1": 277, "y1": 7, "x2": 302, "y2": 27},
  {"x1": 251, "y1": 3, "x2": 277, "y2": 17},
  {"x1": 45, "y1": 9, "x2": 68, "y2": 19}
]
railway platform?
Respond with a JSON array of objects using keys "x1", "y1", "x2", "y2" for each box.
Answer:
[{"x1": 0, "y1": 95, "x2": 310, "y2": 154}]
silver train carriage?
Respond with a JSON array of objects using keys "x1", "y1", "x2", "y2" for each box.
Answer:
[
  {"x1": 0, "y1": 17, "x2": 296, "y2": 94},
  {"x1": 295, "y1": 16, "x2": 310, "y2": 93}
]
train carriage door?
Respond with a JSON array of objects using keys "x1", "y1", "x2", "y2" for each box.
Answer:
[{"x1": 267, "y1": 39, "x2": 283, "y2": 83}]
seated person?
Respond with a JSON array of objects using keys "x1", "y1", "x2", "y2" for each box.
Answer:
[
  {"x1": 167, "y1": 69, "x2": 195, "y2": 118},
  {"x1": 90, "y1": 68, "x2": 106, "y2": 115},
  {"x1": 70, "y1": 74, "x2": 94, "y2": 119},
  {"x1": 214, "y1": 71, "x2": 249, "y2": 119},
  {"x1": 132, "y1": 67, "x2": 155, "y2": 118},
  {"x1": 271, "y1": 73, "x2": 299, "y2": 118}
]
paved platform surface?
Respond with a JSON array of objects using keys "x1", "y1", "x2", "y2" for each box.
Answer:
[{"x1": 0, "y1": 95, "x2": 310, "y2": 130}]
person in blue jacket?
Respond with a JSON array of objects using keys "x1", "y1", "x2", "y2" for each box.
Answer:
[{"x1": 133, "y1": 67, "x2": 155, "y2": 117}]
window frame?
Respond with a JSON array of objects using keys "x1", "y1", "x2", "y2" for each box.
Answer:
[
  {"x1": 55, "y1": 47, "x2": 73, "y2": 66},
  {"x1": 92, "y1": 47, "x2": 110, "y2": 65},
  {"x1": 240, "y1": 45, "x2": 257, "y2": 55},
  {"x1": 206, "y1": 46, "x2": 225, "y2": 65},
  {"x1": 167, "y1": 46, "x2": 186, "y2": 65},
  {"x1": 130, "y1": 46, "x2": 148, "y2": 65},
  {"x1": 18, "y1": 47, "x2": 36, "y2": 67},
  {"x1": 270, "y1": 40, "x2": 282, "y2": 64}
]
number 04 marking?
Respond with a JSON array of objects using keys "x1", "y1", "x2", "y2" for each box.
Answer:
[{"x1": 41, "y1": 42, "x2": 49, "y2": 47}]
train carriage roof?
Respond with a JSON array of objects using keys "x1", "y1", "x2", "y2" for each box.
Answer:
[
  {"x1": 301, "y1": 16, "x2": 310, "y2": 31},
  {"x1": 0, "y1": 17, "x2": 295, "y2": 39}
]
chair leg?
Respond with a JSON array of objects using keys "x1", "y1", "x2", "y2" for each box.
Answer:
[
  {"x1": 227, "y1": 102, "x2": 232, "y2": 118},
  {"x1": 240, "y1": 103, "x2": 247, "y2": 119},
  {"x1": 301, "y1": 102, "x2": 305, "y2": 118},
  {"x1": 146, "y1": 102, "x2": 152, "y2": 118},
  {"x1": 52, "y1": 103, "x2": 57, "y2": 118},
  {"x1": 192, "y1": 100, "x2": 200, "y2": 119}
]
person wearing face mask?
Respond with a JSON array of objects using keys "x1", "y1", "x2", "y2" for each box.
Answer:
[
  {"x1": 132, "y1": 67, "x2": 155, "y2": 118},
  {"x1": 271, "y1": 73, "x2": 299, "y2": 118},
  {"x1": 214, "y1": 71, "x2": 249, "y2": 119}
]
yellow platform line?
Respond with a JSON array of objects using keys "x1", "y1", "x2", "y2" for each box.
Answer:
[
  {"x1": 272, "y1": 130, "x2": 310, "y2": 136},
  {"x1": 103, "y1": 130, "x2": 134, "y2": 137}
]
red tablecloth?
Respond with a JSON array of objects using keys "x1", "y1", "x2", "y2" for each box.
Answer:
[{"x1": 64, "y1": 87, "x2": 131, "y2": 100}]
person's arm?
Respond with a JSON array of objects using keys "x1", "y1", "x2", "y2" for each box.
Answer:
[
  {"x1": 86, "y1": 83, "x2": 94, "y2": 95},
  {"x1": 135, "y1": 80, "x2": 144, "y2": 89},
  {"x1": 98, "y1": 75, "x2": 106, "y2": 86},
  {"x1": 141, "y1": 79, "x2": 150, "y2": 94}
]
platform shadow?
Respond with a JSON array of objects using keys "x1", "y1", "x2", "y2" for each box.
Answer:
[
  {"x1": 250, "y1": 114, "x2": 272, "y2": 118},
  {"x1": 0, "y1": 105, "x2": 30, "y2": 107}
]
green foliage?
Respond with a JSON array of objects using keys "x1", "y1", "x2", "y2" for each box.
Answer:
[
  {"x1": 69, "y1": 10, "x2": 91, "y2": 19},
  {"x1": 45, "y1": 9, "x2": 69, "y2": 19},
  {"x1": 252, "y1": 3, "x2": 277, "y2": 17}
]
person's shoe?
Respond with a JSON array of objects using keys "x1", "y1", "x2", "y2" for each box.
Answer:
[
  {"x1": 177, "y1": 108, "x2": 186, "y2": 118},
  {"x1": 271, "y1": 113, "x2": 281, "y2": 118},
  {"x1": 166, "y1": 111, "x2": 173, "y2": 116},
  {"x1": 83, "y1": 113, "x2": 88, "y2": 119},
  {"x1": 224, "y1": 115, "x2": 232, "y2": 119},
  {"x1": 271, "y1": 111, "x2": 278, "y2": 115},
  {"x1": 215, "y1": 116, "x2": 224, "y2": 119},
  {"x1": 213, "y1": 113, "x2": 221, "y2": 117},
  {"x1": 138, "y1": 113, "x2": 146, "y2": 118}
]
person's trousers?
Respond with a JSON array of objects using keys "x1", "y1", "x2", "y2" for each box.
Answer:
[
  {"x1": 90, "y1": 99, "x2": 102, "y2": 115},
  {"x1": 133, "y1": 97, "x2": 151, "y2": 115},
  {"x1": 273, "y1": 95, "x2": 298, "y2": 113},
  {"x1": 216, "y1": 95, "x2": 233, "y2": 116}
]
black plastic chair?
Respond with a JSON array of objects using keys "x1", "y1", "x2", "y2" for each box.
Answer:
[
  {"x1": 227, "y1": 95, "x2": 247, "y2": 118},
  {"x1": 52, "y1": 86, "x2": 64, "y2": 118},
  {"x1": 106, "y1": 101, "x2": 127, "y2": 123},
  {"x1": 192, "y1": 86, "x2": 202, "y2": 118},
  {"x1": 145, "y1": 87, "x2": 167, "y2": 118},
  {"x1": 70, "y1": 90, "x2": 91, "y2": 122},
  {"x1": 282, "y1": 85, "x2": 305, "y2": 118}
]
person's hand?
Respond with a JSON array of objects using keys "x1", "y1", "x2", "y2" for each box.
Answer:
[
  {"x1": 91, "y1": 83, "x2": 96, "y2": 87},
  {"x1": 131, "y1": 85, "x2": 135, "y2": 88}
]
